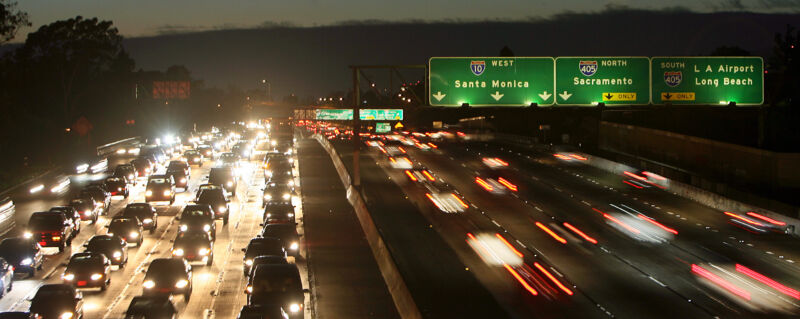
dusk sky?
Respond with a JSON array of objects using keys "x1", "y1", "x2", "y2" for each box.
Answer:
[{"x1": 15, "y1": 0, "x2": 800, "y2": 41}]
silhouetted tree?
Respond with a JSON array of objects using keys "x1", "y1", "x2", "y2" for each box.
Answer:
[
  {"x1": 0, "y1": 0, "x2": 29, "y2": 44},
  {"x1": 709, "y1": 45, "x2": 750, "y2": 56},
  {"x1": 499, "y1": 45, "x2": 515, "y2": 57},
  {"x1": 767, "y1": 25, "x2": 799, "y2": 105}
]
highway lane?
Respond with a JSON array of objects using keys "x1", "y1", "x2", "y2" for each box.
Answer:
[
  {"x1": 411, "y1": 139, "x2": 800, "y2": 318},
  {"x1": 0, "y1": 140, "x2": 317, "y2": 318},
  {"x1": 295, "y1": 136, "x2": 399, "y2": 319},
  {"x1": 327, "y1": 139, "x2": 510, "y2": 318}
]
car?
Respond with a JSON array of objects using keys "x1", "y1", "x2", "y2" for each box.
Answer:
[
  {"x1": 61, "y1": 252, "x2": 111, "y2": 290},
  {"x1": 219, "y1": 152, "x2": 239, "y2": 167},
  {"x1": 0, "y1": 258, "x2": 13, "y2": 297},
  {"x1": 120, "y1": 203, "x2": 158, "y2": 233},
  {"x1": 166, "y1": 167, "x2": 189, "y2": 191},
  {"x1": 262, "y1": 184, "x2": 294, "y2": 208},
  {"x1": 131, "y1": 158, "x2": 153, "y2": 178},
  {"x1": 265, "y1": 173, "x2": 295, "y2": 191},
  {"x1": 75, "y1": 156, "x2": 108, "y2": 175},
  {"x1": 113, "y1": 164, "x2": 138, "y2": 185},
  {"x1": 167, "y1": 160, "x2": 190, "y2": 176},
  {"x1": 25, "y1": 211, "x2": 77, "y2": 252},
  {"x1": 125, "y1": 295, "x2": 178, "y2": 319},
  {"x1": 242, "y1": 237, "x2": 286, "y2": 276},
  {"x1": 263, "y1": 204, "x2": 295, "y2": 225},
  {"x1": 142, "y1": 258, "x2": 193, "y2": 300},
  {"x1": 29, "y1": 284, "x2": 84, "y2": 319},
  {"x1": 0, "y1": 237, "x2": 43, "y2": 277},
  {"x1": 232, "y1": 144, "x2": 252, "y2": 160},
  {"x1": 172, "y1": 231, "x2": 214, "y2": 266},
  {"x1": 145, "y1": 176, "x2": 175, "y2": 204},
  {"x1": 197, "y1": 145, "x2": 214, "y2": 158},
  {"x1": 0, "y1": 312, "x2": 36, "y2": 319},
  {"x1": 196, "y1": 188, "x2": 230, "y2": 224},
  {"x1": 69, "y1": 198, "x2": 99, "y2": 224},
  {"x1": 208, "y1": 167, "x2": 237, "y2": 195},
  {"x1": 237, "y1": 305, "x2": 290, "y2": 319},
  {"x1": 141, "y1": 146, "x2": 167, "y2": 165},
  {"x1": 104, "y1": 177, "x2": 129, "y2": 198},
  {"x1": 106, "y1": 217, "x2": 144, "y2": 246},
  {"x1": 48, "y1": 206, "x2": 82, "y2": 234},
  {"x1": 260, "y1": 224, "x2": 300, "y2": 256},
  {"x1": 84, "y1": 235, "x2": 128, "y2": 267},
  {"x1": 246, "y1": 264, "x2": 305, "y2": 318},
  {"x1": 264, "y1": 161, "x2": 293, "y2": 181},
  {"x1": 80, "y1": 186, "x2": 111, "y2": 214},
  {"x1": 178, "y1": 204, "x2": 217, "y2": 240},
  {"x1": 183, "y1": 150, "x2": 203, "y2": 167}
]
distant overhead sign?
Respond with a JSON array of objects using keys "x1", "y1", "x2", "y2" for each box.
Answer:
[
  {"x1": 428, "y1": 57, "x2": 556, "y2": 106},
  {"x1": 555, "y1": 57, "x2": 650, "y2": 106},
  {"x1": 314, "y1": 109, "x2": 404, "y2": 120},
  {"x1": 375, "y1": 123, "x2": 391, "y2": 133},
  {"x1": 651, "y1": 57, "x2": 763, "y2": 105},
  {"x1": 153, "y1": 81, "x2": 191, "y2": 99}
]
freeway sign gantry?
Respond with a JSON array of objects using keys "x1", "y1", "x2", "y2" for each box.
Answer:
[
  {"x1": 428, "y1": 57, "x2": 555, "y2": 106},
  {"x1": 651, "y1": 57, "x2": 764, "y2": 105},
  {"x1": 315, "y1": 109, "x2": 404, "y2": 120},
  {"x1": 555, "y1": 57, "x2": 651, "y2": 105}
]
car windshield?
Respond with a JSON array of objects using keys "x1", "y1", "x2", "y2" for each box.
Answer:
[
  {"x1": 106, "y1": 178, "x2": 122, "y2": 183},
  {"x1": 185, "y1": 151, "x2": 198, "y2": 156},
  {"x1": 247, "y1": 241, "x2": 282, "y2": 257},
  {"x1": 146, "y1": 260, "x2": 185, "y2": 278},
  {"x1": 66, "y1": 256, "x2": 102, "y2": 271},
  {"x1": 198, "y1": 191, "x2": 225, "y2": 202},
  {"x1": 148, "y1": 179, "x2": 167, "y2": 184},
  {"x1": 87, "y1": 237, "x2": 117, "y2": 250},
  {"x1": 209, "y1": 170, "x2": 231, "y2": 181},
  {"x1": 263, "y1": 226, "x2": 295, "y2": 239},
  {"x1": 183, "y1": 208, "x2": 211, "y2": 218},
  {"x1": 0, "y1": 238, "x2": 28, "y2": 252},
  {"x1": 175, "y1": 233, "x2": 209, "y2": 245},
  {"x1": 28, "y1": 214, "x2": 63, "y2": 230},
  {"x1": 124, "y1": 206, "x2": 150, "y2": 216},
  {"x1": 110, "y1": 219, "x2": 135, "y2": 227},
  {"x1": 33, "y1": 286, "x2": 73, "y2": 300}
]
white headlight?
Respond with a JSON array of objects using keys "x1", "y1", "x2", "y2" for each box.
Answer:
[
  {"x1": 203, "y1": 224, "x2": 211, "y2": 232},
  {"x1": 180, "y1": 225, "x2": 188, "y2": 231},
  {"x1": 288, "y1": 181, "x2": 294, "y2": 186},
  {"x1": 226, "y1": 181, "x2": 233, "y2": 187},
  {"x1": 163, "y1": 190, "x2": 171, "y2": 196},
  {"x1": 145, "y1": 190, "x2": 153, "y2": 197},
  {"x1": 264, "y1": 194, "x2": 272, "y2": 200},
  {"x1": 21, "y1": 258, "x2": 33, "y2": 266},
  {"x1": 23, "y1": 232, "x2": 32, "y2": 239},
  {"x1": 282, "y1": 193, "x2": 290, "y2": 200},
  {"x1": 84, "y1": 210, "x2": 92, "y2": 216},
  {"x1": 113, "y1": 251, "x2": 122, "y2": 259},
  {"x1": 199, "y1": 248, "x2": 209, "y2": 256},
  {"x1": 143, "y1": 218, "x2": 153, "y2": 224},
  {"x1": 62, "y1": 273, "x2": 75, "y2": 281},
  {"x1": 290, "y1": 242, "x2": 299, "y2": 250},
  {"x1": 218, "y1": 206, "x2": 227, "y2": 213},
  {"x1": 129, "y1": 232, "x2": 139, "y2": 239},
  {"x1": 143, "y1": 280, "x2": 155, "y2": 288},
  {"x1": 60, "y1": 312, "x2": 74, "y2": 319},
  {"x1": 287, "y1": 213, "x2": 294, "y2": 217},
  {"x1": 175, "y1": 279, "x2": 189, "y2": 288},
  {"x1": 172, "y1": 248, "x2": 184, "y2": 256},
  {"x1": 91, "y1": 273, "x2": 103, "y2": 280},
  {"x1": 289, "y1": 303, "x2": 301, "y2": 313},
  {"x1": 245, "y1": 259, "x2": 253, "y2": 266},
  {"x1": 29, "y1": 184, "x2": 44, "y2": 194}
]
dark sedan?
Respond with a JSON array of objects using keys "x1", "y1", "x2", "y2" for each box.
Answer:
[{"x1": 0, "y1": 237, "x2": 43, "y2": 277}]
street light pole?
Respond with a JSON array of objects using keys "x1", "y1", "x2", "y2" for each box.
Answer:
[{"x1": 262, "y1": 79, "x2": 271, "y2": 101}]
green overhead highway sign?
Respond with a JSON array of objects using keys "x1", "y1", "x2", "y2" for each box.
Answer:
[
  {"x1": 315, "y1": 109, "x2": 404, "y2": 120},
  {"x1": 375, "y1": 123, "x2": 391, "y2": 133},
  {"x1": 555, "y1": 57, "x2": 650, "y2": 106},
  {"x1": 651, "y1": 57, "x2": 763, "y2": 105},
  {"x1": 428, "y1": 57, "x2": 555, "y2": 106},
  {"x1": 360, "y1": 109, "x2": 403, "y2": 120}
]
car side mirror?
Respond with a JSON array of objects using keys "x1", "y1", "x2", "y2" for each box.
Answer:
[
  {"x1": 82, "y1": 243, "x2": 88, "y2": 247},
  {"x1": 259, "y1": 223, "x2": 264, "y2": 226},
  {"x1": 241, "y1": 248, "x2": 246, "y2": 252}
]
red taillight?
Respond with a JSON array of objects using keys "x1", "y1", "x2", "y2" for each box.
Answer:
[
  {"x1": 497, "y1": 178, "x2": 517, "y2": 192},
  {"x1": 494, "y1": 234, "x2": 523, "y2": 258},
  {"x1": 562, "y1": 222, "x2": 597, "y2": 244},
  {"x1": 405, "y1": 170, "x2": 417, "y2": 181},
  {"x1": 735, "y1": 264, "x2": 800, "y2": 299},
  {"x1": 637, "y1": 214, "x2": 678, "y2": 235},
  {"x1": 724, "y1": 212, "x2": 764, "y2": 227},
  {"x1": 503, "y1": 264, "x2": 538, "y2": 296},
  {"x1": 745, "y1": 212, "x2": 786, "y2": 226},
  {"x1": 422, "y1": 170, "x2": 435, "y2": 182},
  {"x1": 692, "y1": 264, "x2": 750, "y2": 300},
  {"x1": 535, "y1": 222, "x2": 567, "y2": 244},
  {"x1": 475, "y1": 177, "x2": 494, "y2": 192},
  {"x1": 533, "y1": 262, "x2": 573, "y2": 295}
]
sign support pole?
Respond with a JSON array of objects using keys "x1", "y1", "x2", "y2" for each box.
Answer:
[{"x1": 352, "y1": 67, "x2": 361, "y2": 188}]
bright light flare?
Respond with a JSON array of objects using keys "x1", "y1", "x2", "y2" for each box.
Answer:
[
  {"x1": 637, "y1": 214, "x2": 678, "y2": 235},
  {"x1": 603, "y1": 213, "x2": 641, "y2": 234},
  {"x1": 623, "y1": 171, "x2": 648, "y2": 182},
  {"x1": 562, "y1": 222, "x2": 597, "y2": 244},
  {"x1": 533, "y1": 262, "x2": 573, "y2": 295},
  {"x1": 426, "y1": 192, "x2": 467, "y2": 213},
  {"x1": 735, "y1": 264, "x2": 800, "y2": 300},
  {"x1": 405, "y1": 170, "x2": 418, "y2": 181},
  {"x1": 745, "y1": 212, "x2": 786, "y2": 226},
  {"x1": 568, "y1": 154, "x2": 587, "y2": 161},
  {"x1": 497, "y1": 178, "x2": 517, "y2": 192},
  {"x1": 494, "y1": 233, "x2": 523, "y2": 258},
  {"x1": 724, "y1": 212, "x2": 765, "y2": 227},
  {"x1": 466, "y1": 233, "x2": 523, "y2": 266},
  {"x1": 692, "y1": 264, "x2": 751, "y2": 300},
  {"x1": 475, "y1": 177, "x2": 494, "y2": 192},
  {"x1": 535, "y1": 222, "x2": 567, "y2": 244},
  {"x1": 29, "y1": 184, "x2": 44, "y2": 194},
  {"x1": 422, "y1": 170, "x2": 435, "y2": 182},
  {"x1": 482, "y1": 157, "x2": 509, "y2": 169}
]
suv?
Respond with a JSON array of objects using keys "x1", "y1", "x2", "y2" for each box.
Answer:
[
  {"x1": 113, "y1": 164, "x2": 138, "y2": 185},
  {"x1": 120, "y1": 203, "x2": 158, "y2": 233},
  {"x1": 208, "y1": 167, "x2": 237, "y2": 196},
  {"x1": 29, "y1": 284, "x2": 84, "y2": 319},
  {"x1": 262, "y1": 184, "x2": 294, "y2": 208},
  {"x1": 196, "y1": 188, "x2": 230, "y2": 224},
  {"x1": 69, "y1": 198, "x2": 98, "y2": 224},
  {"x1": 125, "y1": 295, "x2": 178, "y2": 319},
  {"x1": 172, "y1": 231, "x2": 214, "y2": 266},
  {"x1": 242, "y1": 237, "x2": 286, "y2": 275},
  {"x1": 166, "y1": 167, "x2": 189, "y2": 191},
  {"x1": 246, "y1": 264, "x2": 305, "y2": 318},
  {"x1": 61, "y1": 252, "x2": 111, "y2": 290},
  {"x1": 26, "y1": 212, "x2": 77, "y2": 252},
  {"x1": 145, "y1": 176, "x2": 175, "y2": 204},
  {"x1": 142, "y1": 258, "x2": 193, "y2": 300},
  {"x1": 48, "y1": 206, "x2": 82, "y2": 234}
]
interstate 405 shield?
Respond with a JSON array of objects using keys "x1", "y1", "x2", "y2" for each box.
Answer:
[{"x1": 428, "y1": 57, "x2": 555, "y2": 106}]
